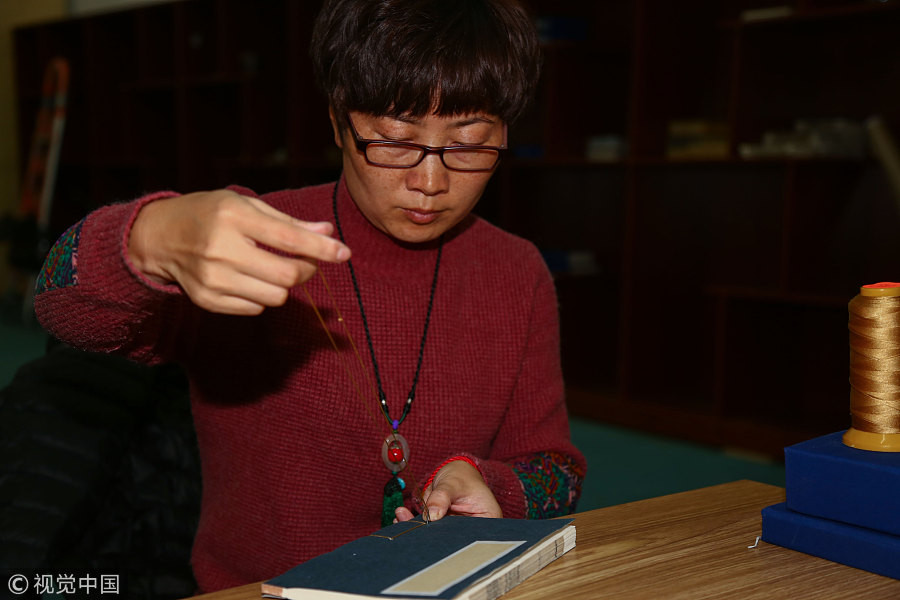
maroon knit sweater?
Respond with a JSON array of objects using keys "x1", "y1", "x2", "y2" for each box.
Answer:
[{"x1": 34, "y1": 178, "x2": 585, "y2": 592}]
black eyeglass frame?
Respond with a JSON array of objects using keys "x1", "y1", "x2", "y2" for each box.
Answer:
[{"x1": 346, "y1": 115, "x2": 506, "y2": 172}]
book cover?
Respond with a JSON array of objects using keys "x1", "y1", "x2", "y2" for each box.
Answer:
[
  {"x1": 261, "y1": 516, "x2": 576, "y2": 600},
  {"x1": 784, "y1": 431, "x2": 900, "y2": 536},
  {"x1": 761, "y1": 502, "x2": 900, "y2": 580}
]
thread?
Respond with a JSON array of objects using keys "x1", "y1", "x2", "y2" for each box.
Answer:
[
  {"x1": 843, "y1": 282, "x2": 900, "y2": 452},
  {"x1": 302, "y1": 271, "x2": 428, "y2": 508}
]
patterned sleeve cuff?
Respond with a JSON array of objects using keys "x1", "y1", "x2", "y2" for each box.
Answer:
[
  {"x1": 35, "y1": 219, "x2": 85, "y2": 294},
  {"x1": 511, "y1": 451, "x2": 585, "y2": 519}
]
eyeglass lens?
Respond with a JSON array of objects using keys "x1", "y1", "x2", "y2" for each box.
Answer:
[{"x1": 366, "y1": 143, "x2": 499, "y2": 170}]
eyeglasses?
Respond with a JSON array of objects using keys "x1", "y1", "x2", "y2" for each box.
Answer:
[{"x1": 347, "y1": 116, "x2": 505, "y2": 172}]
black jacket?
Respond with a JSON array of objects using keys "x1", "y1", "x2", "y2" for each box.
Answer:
[{"x1": 0, "y1": 342, "x2": 200, "y2": 600}]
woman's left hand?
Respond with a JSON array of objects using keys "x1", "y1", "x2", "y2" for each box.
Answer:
[{"x1": 395, "y1": 460, "x2": 502, "y2": 522}]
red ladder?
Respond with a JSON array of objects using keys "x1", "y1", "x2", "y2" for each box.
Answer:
[
  {"x1": 2, "y1": 57, "x2": 69, "y2": 321},
  {"x1": 20, "y1": 57, "x2": 70, "y2": 230}
]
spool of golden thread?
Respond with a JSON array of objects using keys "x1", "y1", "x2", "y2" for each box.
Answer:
[{"x1": 843, "y1": 282, "x2": 900, "y2": 452}]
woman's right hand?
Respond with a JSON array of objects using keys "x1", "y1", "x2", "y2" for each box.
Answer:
[{"x1": 127, "y1": 189, "x2": 351, "y2": 315}]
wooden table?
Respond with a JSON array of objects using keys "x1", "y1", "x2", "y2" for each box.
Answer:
[{"x1": 187, "y1": 480, "x2": 900, "y2": 599}]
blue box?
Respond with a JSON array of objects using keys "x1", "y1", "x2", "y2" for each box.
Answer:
[
  {"x1": 762, "y1": 502, "x2": 900, "y2": 580},
  {"x1": 785, "y1": 431, "x2": 900, "y2": 536}
]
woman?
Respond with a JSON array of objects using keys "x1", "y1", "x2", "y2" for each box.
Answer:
[{"x1": 34, "y1": 0, "x2": 586, "y2": 592}]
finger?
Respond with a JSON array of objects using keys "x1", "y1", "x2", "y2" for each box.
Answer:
[
  {"x1": 226, "y1": 243, "x2": 322, "y2": 289},
  {"x1": 394, "y1": 507, "x2": 415, "y2": 522},
  {"x1": 446, "y1": 500, "x2": 503, "y2": 519},
  {"x1": 251, "y1": 218, "x2": 350, "y2": 264},
  {"x1": 180, "y1": 267, "x2": 297, "y2": 313},
  {"x1": 247, "y1": 198, "x2": 335, "y2": 234},
  {"x1": 182, "y1": 291, "x2": 267, "y2": 316},
  {"x1": 424, "y1": 488, "x2": 452, "y2": 521},
  {"x1": 242, "y1": 198, "x2": 350, "y2": 262}
]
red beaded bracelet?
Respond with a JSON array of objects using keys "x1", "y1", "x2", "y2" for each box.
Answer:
[{"x1": 424, "y1": 456, "x2": 481, "y2": 490}]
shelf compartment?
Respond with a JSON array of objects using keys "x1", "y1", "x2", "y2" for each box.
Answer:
[
  {"x1": 713, "y1": 294, "x2": 850, "y2": 435},
  {"x1": 135, "y1": 2, "x2": 176, "y2": 83}
]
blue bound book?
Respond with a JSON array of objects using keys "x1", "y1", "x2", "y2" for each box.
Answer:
[
  {"x1": 761, "y1": 502, "x2": 900, "y2": 580},
  {"x1": 261, "y1": 516, "x2": 575, "y2": 600},
  {"x1": 784, "y1": 431, "x2": 900, "y2": 536}
]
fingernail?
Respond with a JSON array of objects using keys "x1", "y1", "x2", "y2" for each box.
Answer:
[{"x1": 336, "y1": 247, "x2": 351, "y2": 261}]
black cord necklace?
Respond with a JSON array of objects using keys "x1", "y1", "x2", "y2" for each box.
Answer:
[{"x1": 331, "y1": 182, "x2": 443, "y2": 525}]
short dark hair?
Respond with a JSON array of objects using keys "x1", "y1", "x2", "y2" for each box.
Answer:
[{"x1": 310, "y1": 0, "x2": 541, "y2": 126}]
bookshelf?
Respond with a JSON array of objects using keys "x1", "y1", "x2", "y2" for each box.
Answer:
[
  {"x1": 13, "y1": 0, "x2": 900, "y2": 457},
  {"x1": 501, "y1": 0, "x2": 900, "y2": 457},
  {"x1": 13, "y1": 0, "x2": 337, "y2": 237}
]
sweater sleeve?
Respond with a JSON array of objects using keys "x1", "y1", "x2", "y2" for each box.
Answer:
[
  {"x1": 33, "y1": 192, "x2": 190, "y2": 364},
  {"x1": 432, "y1": 262, "x2": 586, "y2": 520}
]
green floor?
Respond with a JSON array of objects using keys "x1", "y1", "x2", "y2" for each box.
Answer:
[
  {"x1": 0, "y1": 315, "x2": 784, "y2": 511},
  {"x1": 0, "y1": 315, "x2": 48, "y2": 386},
  {"x1": 569, "y1": 416, "x2": 784, "y2": 510}
]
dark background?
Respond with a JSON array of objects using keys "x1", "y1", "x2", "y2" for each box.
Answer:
[{"x1": 9, "y1": 0, "x2": 900, "y2": 457}]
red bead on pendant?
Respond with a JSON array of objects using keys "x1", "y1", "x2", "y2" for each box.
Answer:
[
  {"x1": 381, "y1": 432, "x2": 410, "y2": 473},
  {"x1": 387, "y1": 444, "x2": 404, "y2": 463}
]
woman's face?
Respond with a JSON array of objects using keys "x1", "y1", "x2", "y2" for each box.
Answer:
[{"x1": 331, "y1": 110, "x2": 505, "y2": 244}]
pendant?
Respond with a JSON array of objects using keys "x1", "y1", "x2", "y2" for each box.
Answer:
[
  {"x1": 381, "y1": 432, "x2": 410, "y2": 473},
  {"x1": 382, "y1": 474, "x2": 405, "y2": 527},
  {"x1": 381, "y1": 434, "x2": 409, "y2": 525}
]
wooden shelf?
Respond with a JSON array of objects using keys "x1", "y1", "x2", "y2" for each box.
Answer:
[
  {"x1": 504, "y1": 157, "x2": 628, "y2": 169},
  {"x1": 565, "y1": 386, "x2": 824, "y2": 460},
  {"x1": 501, "y1": 0, "x2": 899, "y2": 452},
  {"x1": 706, "y1": 285, "x2": 850, "y2": 308},
  {"x1": 506, "y1": 156, "x2": 870, "y2": 169},
  {"x1": 13, "y1": 0, "x2": 899, "y2": 454},
  {"x1": 719, "y1": 0, "x2": 900, "y2": 28}
]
